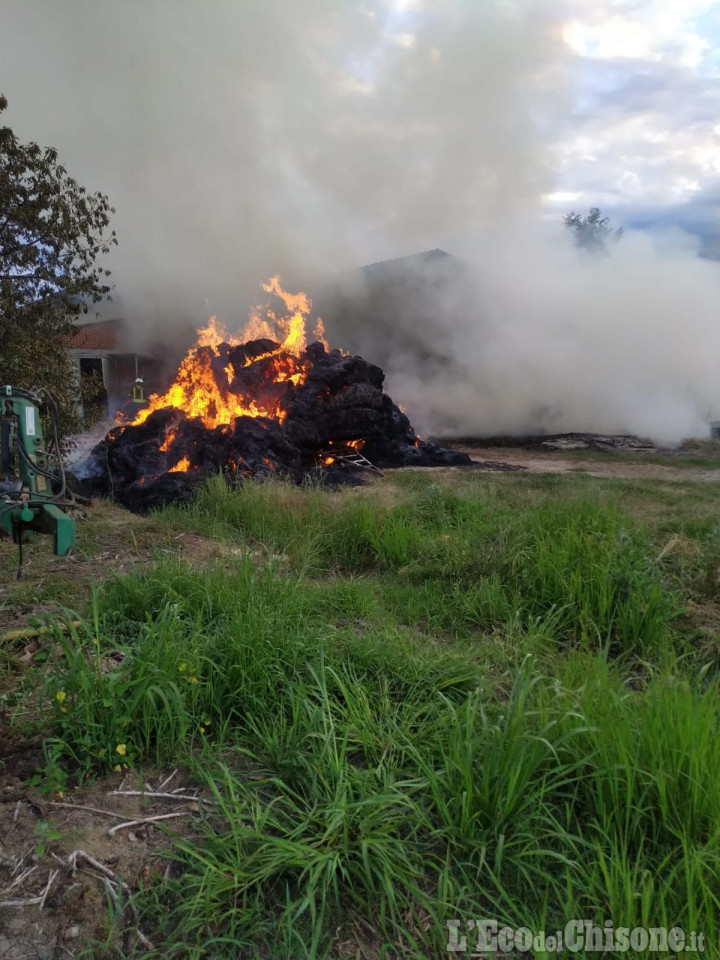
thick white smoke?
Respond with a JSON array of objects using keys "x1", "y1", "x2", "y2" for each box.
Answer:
[
  {"x1": 374, "y1": 226, "x2": 720, "y2": 443},
  {"x1": 1, "y1": 0, "x2": 718, "y2": 441}
]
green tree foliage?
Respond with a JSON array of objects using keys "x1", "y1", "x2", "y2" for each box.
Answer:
[
  {"x1": 0, "y1": 94, "x2": 117, "y2": 436},
  {"x1": 564, "y1": 206, "x2": 623, "y2": 254}
]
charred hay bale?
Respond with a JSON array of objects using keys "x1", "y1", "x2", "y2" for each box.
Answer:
[
  {"x1": 117, "y1": 472, "x2": 198, "y2": 512},
  {"x1": 73, "y1": 338, "x2": 474, "y2": 507},
  {"x1": 226, "y1": 416, "x2": 303, "y2": 476},
  {"x1": 283, "y1": 382, "x2": 395, "y2": 449},
  {"x1": 78, "y1": 408, "x2": 182, "y2": 496},
  {"x1": 301, "y1": 351, "x2": 385, "y2": 393},
  {"x1": 226, "y1": 338, "x2": 281, "y2": 372},
  {"x1": 228, "y1": 362, "x2": 295, "y2": 411}
]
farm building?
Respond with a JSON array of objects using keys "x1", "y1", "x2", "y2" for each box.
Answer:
[{"x1": 64, "y1": 317, "x2": 163, "y2": 420}]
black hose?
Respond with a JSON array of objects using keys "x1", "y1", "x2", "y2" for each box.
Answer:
[
  {"x1": 5, "y1": 389, "x2": 67, "y2": 498},
  {"x1": 0, "y1": 388, "x2": 82, "y2": 521},
  {"x1": 17, "y1": 439, "x2": 66, "y2": 496}
]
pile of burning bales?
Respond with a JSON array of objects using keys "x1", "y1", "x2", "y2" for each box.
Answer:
[{"x1": 78, "y1": 278, "x2": 470, "y2": 510}]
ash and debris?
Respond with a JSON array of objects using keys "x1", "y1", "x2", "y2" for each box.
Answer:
[{"x1": 450, "y1": 432, "x2": 659, "y2": 452}]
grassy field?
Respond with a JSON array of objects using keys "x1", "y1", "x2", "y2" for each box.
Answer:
[{"x1": 2, "y1": 465, "x2": 720, "y2": 957}]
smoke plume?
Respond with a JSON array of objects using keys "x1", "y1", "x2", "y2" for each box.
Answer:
[{"x1": 1, "y1": 1, "x2": 718, "y2": 441}]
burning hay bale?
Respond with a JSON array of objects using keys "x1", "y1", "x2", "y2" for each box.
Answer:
[{"x1": 77, "y1": 279, "x2": 470, "y2": 510}]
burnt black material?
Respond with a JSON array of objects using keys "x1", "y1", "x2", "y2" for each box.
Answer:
[{"x1": 76, "y1": 341, "x2": 471, "y2": 510}]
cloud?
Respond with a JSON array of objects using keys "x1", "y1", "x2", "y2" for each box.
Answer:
[
  {"x1": 622, "y1": 183, "x2": 720, "y2": 258},
  {"x1": 553, "y1": 0, "x2": 719, "y2": 220},
  {"x1": 563, "y1": 0, "x2": 716, "y2": 68}
]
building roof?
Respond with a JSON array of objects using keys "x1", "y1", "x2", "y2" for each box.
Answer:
[
  {"x1": 361, "y1": 248, "x2": 452, "y2": 275},
  {"x1": 65, "y1": 319, "x2": 123, "y2": 352}
]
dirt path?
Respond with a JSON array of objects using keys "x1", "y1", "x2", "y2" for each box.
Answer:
[{"x1": 454, "y1": 444, "x2": 720, "y2": 484}]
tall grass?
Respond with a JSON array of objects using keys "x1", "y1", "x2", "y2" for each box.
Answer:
[
  {"x1": 122, "y1": 657, "x2": 720, "y2": 958},
  {"x1": 160, "y1": 475, "x2": 678, "y2": 654},
  {"x1": 37, "y1": 474, "x2": 718, "y2": 957}
]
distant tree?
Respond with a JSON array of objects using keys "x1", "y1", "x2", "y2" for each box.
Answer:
[
  {"x1": 0, "y1": 94, "x2": 117, "y2": 436},
  {"x1": 563, "y1": 207, "x2": 623, "y2": 254}
]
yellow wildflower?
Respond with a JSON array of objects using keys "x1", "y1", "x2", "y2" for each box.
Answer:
[
  {"x1": 116, "y1": 743, "x2": 127, "y2": 756},
  {"x1": 189, "y1": 676, "x2": 198, "y2": 684},
  {"x1": 114, "y1": 764, "x2": 122, "y2": 772},
  {"x1": 178, "y1": 663, "x2": 187, "y2": 672},
  {"x1": 56, "y1": 690, "x2": 66, "y2": 703}
]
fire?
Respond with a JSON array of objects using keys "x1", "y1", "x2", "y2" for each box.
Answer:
[
  {"x1": 127, "y1": 277, "x2": 328, "y2": 436},
  {"x1": 313, "y1": 317, "x2": 329, "y2": 351},
  {"x1": 169, "y1": 456, "x2": 190, "y2": 473},
  {"x1": 195, "y1": 317, "x2": 241, "y2": 350},
  {"x1": 324, "y1": 439, "x2": 365, "y2": 452}
]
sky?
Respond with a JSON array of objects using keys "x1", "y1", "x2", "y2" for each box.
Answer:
[
  {"x1": 545, "y1": 0, "x2": 720, "y2": 256},
  {"x1": 1, "y1": 1, "x2": 719, "y2": 441}
]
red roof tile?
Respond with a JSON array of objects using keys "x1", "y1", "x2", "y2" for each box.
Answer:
[{"x1": 65, "y1": 320, "x2": 123, "y2": 351}]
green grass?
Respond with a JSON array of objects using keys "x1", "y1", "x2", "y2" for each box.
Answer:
[{"x1": 23, "y1": 471, "x2": 720, "y2": 957}]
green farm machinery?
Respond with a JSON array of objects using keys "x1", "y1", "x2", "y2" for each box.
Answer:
[{"x1": 0, "y1": 385, "x2": 76, "y2": 578}]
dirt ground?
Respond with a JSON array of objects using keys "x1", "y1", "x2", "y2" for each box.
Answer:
[
  {"x1": 452, "y1": 443, "x2": 720, "y2": 484},
  {"x1": 0, "y1": 763, "x2": 202, "y2": 959}
]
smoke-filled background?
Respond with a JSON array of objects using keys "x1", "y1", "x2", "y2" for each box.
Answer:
[{"x1": 1, "y1": 0, "x2": 719, "y2": 442}]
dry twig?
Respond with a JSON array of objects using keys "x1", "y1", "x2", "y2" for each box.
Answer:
[
  {"x1": 135, "y1": 927, "x2": 155, "y2": 950},
  {"x1": 109, "y1": 789, "x2": 199, "y2": 802},
  {"x1": 108, "y1": 811, "x2": 189, "y2": 836},
  {"x1": 101, "y1": 875, "x2": 120, "y2": 911},
  {"x1": 0, "y1": 895, "x2": 44, "y2": 908},
  {"x1": 38, "y1": 869, "x2": 58, "y2": 910},
  {"x1": 49, "y1": 801, "x2": 126, "y2": 819},
  {"x1": 157, "y1": 769, "x2": 178, "y2": 791},
  {"x1": 3, "y1": 864, "x2": 37, "y2": 892},
  {"x1": 65, "y1": 849, "x2": 129, "y2": 887}
]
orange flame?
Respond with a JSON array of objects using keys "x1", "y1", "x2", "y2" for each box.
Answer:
[
  {"x1": 169, "y1": 456, "x2": 191, "y2": 473},
  {"x1": 128, "y1": 277, "x2": 327, "y2": 438},
  {"x1": 313, "y1": 317, "x2": 329, "y2": 351}
]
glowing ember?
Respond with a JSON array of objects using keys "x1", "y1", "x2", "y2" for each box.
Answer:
[{"x1": 169, "y1": 455, "x2": 190, "y2": 473}]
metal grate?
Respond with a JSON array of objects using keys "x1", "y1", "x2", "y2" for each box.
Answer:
[{"x1": 323, "y1": 450, "x2": 384, "y2": 476}]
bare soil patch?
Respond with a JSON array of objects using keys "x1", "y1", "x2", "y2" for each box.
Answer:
[
  {"x1": 452, "y1": 443, "x2": 720, "y2": 483},
  {"x1": 0, "y1": 764, "x2": 199, "y2": 959}
]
